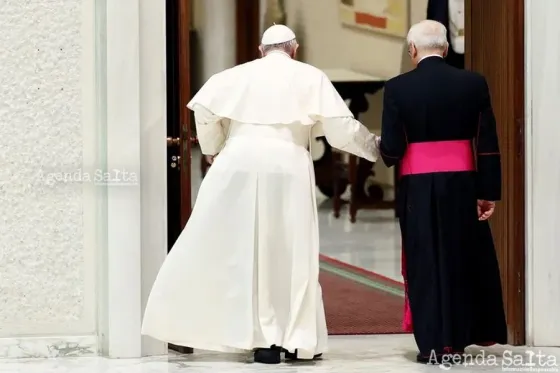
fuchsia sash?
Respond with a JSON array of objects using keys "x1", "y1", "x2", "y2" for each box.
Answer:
[
  {"x1": 400, "y1": 139, "x2": 474, "y2": 332},
  {"x1": 400, "y1": 140, "x2": 475, "y2": 176}
]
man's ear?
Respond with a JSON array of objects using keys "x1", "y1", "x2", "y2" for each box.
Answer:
[
  {"x1": 443, "y1": 43, "x2": 449, "y2": 58},
  {"x1": 409, "y1": 43, "x2": 417, "y2": 58},
  {"x1": 292, "y1": 44, "x2": 299, "y2": 58}
]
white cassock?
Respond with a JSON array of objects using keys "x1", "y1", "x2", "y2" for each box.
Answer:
[{"x1": 141, "y1": 51, "x2": 378, "y2": 358}]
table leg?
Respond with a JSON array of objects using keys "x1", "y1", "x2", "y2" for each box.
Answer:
[
  {"x1": 349, "y1": 154, "x2": 358, "y2": 223},
  {"x1": 347, "y1": 98, "x2": 366, "y2": 223},
  {"x1": 200, "y1": 156, "x2": 209, "y2": 177},
  {"x1": 332, "y1": 151, "x2": 341, "y2": 218}
]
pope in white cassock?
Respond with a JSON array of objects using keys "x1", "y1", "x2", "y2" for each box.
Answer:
[{"x1": 142, "y1": 25, "x2": 380, "y2": 364}]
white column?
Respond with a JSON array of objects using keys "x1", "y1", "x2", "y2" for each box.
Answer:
[
  {"x1": 525, "y1": 0, "x2": 560, "y2": 347},
  {"x1": 96, "y1": 0, "x2": 167, "y2": 358},
  {"x1": 138, "y1": 0, "x2": 169, "y2": 357},
  {"x1": 101, "y1": 0, "x2": 143, "y2": 358},
  {"x1": 199, "y1": 0, "x2": 237, "y2": 81}
]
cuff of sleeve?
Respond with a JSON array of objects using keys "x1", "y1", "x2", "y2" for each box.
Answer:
[{"x1": 365, "y1": 134, "x2": 380, "y2": 162}]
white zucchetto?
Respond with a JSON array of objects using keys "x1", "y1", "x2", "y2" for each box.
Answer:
[{"x1": 261, "y1": 24, "x2": 296, "y2": 45}]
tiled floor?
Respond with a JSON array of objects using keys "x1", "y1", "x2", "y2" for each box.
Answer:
[{"x1": 2, "y1": 335, "x2": 559, "y2": 372}]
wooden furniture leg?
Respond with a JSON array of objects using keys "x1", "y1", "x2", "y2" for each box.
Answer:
[
  {"x1": 200, "y1": 154, "x2": 209, "y2": 177},
  {"x1": 332, "y1": 152, "x2": 341, "y2": 218},
  {"x1": 348, "y1": 154, "x2": 358, "y2": 223}
]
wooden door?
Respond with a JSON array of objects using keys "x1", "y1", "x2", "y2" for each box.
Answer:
[
  {"x1": 178, "y1": 0, "x2": 193, "y2": 226},
  {"x1": 166, "y1": 0, "x2": 194, "y2": 354},
  {"x1": 465, "y1": 0, "x2": 525, "y2": 345},
  {"x1": 236, "y1": 0, "x2": 260, "y2": 64},
  {"x1": 166, "y1": 0, "x2": 193, "y2": 247}
]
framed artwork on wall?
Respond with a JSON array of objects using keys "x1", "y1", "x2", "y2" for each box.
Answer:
[{"x1": 339, "y1": 0, "x2": 410, "y2": 38}]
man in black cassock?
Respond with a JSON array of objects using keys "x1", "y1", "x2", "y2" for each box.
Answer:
[{"x1": 378, "y1": 20, "x2": 507, "y2": 364}]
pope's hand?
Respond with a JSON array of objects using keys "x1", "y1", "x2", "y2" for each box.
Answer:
[{"x1": 205, "y1": 155, "x2": 215, "y2": 164}]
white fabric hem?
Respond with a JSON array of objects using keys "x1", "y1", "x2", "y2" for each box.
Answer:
[{"x1": 141, "y1": 332, "x2": 326, "y2": 356}]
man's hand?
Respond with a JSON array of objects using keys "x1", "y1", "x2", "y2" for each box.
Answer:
[
  {"x1": 205, "y1": 155, "x2": 215, "y2": 164},
  {"x1": 477, "y1": 200, "x2": 495, "y2": 221}
]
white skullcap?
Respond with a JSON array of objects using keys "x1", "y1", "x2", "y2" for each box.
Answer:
[{"x1": 261, "y1": 24, "x2": 296, "y2": 45}]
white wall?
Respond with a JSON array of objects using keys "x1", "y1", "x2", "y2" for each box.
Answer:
[
  {"x1": 525, "y1": 0, "x2": 560, "y2": 347},
  {"x1": 192, "y1": 0, "x2": 236, "y2": 82},
  {"x1": 0, "y1": 0, "x2": 97, "y2": 358},
  {"x1": 0, "y1": 0, "x2": 168, "y2": 359}
]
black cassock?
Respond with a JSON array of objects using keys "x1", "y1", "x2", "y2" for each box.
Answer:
[{"x1": 379, "y1": 57, "x2": 507, "y2": 358}]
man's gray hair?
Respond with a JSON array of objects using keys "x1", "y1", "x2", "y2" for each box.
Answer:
[
  {"x1": 261, "y1": 39, "x2": 297, "y2": 55},
  {"x1": 407, "y1": 20, "x2": 448, "y2": 51}
]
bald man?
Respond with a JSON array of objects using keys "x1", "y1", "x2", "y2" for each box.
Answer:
[
  {"x1": 141, "y1": 25, "x2": 379, "y2": 364},
  {"x1": 379, "y1": 20, "x2": 506, "y2": 364}
]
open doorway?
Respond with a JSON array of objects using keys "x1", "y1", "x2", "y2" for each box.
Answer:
[{"x1": 163, "y1": 0, "x2": 525, "y2": 353}]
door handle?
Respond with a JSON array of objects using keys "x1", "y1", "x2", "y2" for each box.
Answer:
[{"x1": 167, "y1": 137, "x2": 180, "y2": 147}]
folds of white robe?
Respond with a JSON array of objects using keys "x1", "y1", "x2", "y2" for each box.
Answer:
[{"x1": 142, "y1": 121, "x2": 377, "y2": 358}]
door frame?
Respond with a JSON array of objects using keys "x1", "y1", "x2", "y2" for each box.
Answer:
[
  {"x1": 164, "y1": 0, "x2": 194, "y2": 355},
  {"x1": 236, "y1": 0, "x2": 261, "y2": 64},
  {"x1": 178, "y1": 0, "x2": 193, "y2": 226},
  {"x1": 465, "y1": 0, "x2": 526, "y2": 345}
]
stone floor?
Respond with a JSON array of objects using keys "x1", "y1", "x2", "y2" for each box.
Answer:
[{"x1": 1, "y1": 335, "x2": 559, "y2": 372}]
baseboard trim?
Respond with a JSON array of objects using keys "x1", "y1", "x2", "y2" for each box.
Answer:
[{"x1": 0, "y1": 335, "x2": 97, "y2": 358}]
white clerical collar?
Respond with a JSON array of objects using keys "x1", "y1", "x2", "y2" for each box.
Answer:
[{"x1": 419, "y1": 54, "x2": 444, "y2": 63}]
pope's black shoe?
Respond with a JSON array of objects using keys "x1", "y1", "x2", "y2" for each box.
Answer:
[
  {"x1": 254, "y1": 347, "x2": 281, "y2": 364},
  {"x1": 284, "y1": 349, "x2": 322, "y2": 361}
]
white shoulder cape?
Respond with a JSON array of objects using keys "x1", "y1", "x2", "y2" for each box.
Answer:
[{"x1": 187, "y1": 53, "x2": 352, "y2": 126}]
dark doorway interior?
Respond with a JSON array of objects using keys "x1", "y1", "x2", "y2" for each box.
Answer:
[
  {"x1": 166, "y1": 0, "x2": 182, "y2": 254},
  {"x1": 165, "y1": 0, "x2": 194, "y2": 354}
]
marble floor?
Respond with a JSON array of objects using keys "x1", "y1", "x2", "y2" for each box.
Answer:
[
  {"x1": 316, "y1": 197, "x2": 401, "y2": 282},
  {"x1": 2, "y1": 335, "x2": 559, "y2": 372},
  {"x1": 191, "y1": 147, "x2": 403, "y2": 283}
]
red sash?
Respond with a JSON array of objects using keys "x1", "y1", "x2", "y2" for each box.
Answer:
[{"x1": 400, "y1": 140, "x2": 475, "y2": 176}]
